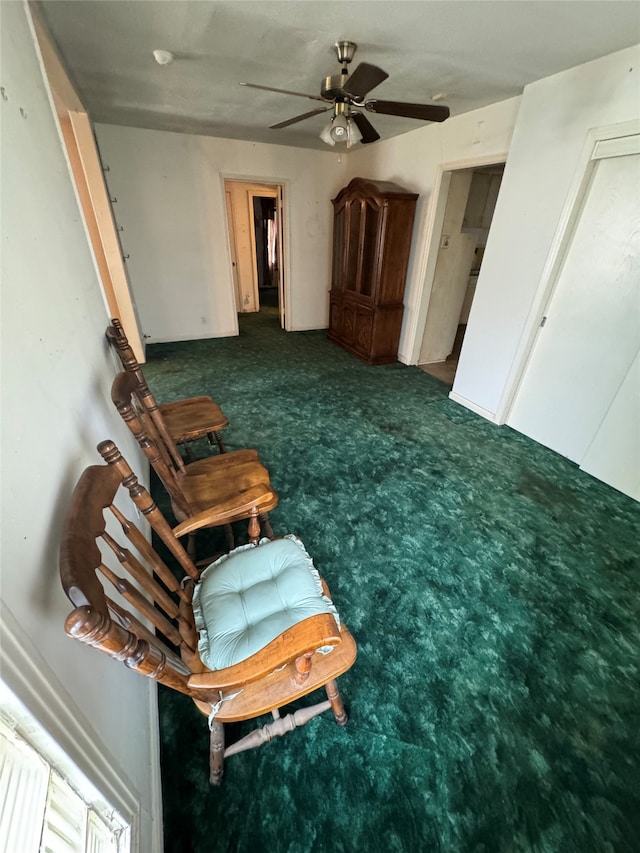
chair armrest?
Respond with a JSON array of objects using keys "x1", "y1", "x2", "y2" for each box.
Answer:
[
  {"x1": 172, "y1": 484, "x2": 275, "y2": 537},
  {"x1": 187, "y1": 612, "x2": 341, "y2": 690}
]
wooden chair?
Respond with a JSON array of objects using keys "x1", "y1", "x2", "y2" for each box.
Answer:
[
  {"x1": 59, "y1": 440, "x2": 357, "y2": 785},
  {"x1": 111, "y1": 370, "x2": 278, "y2": 551},
  {"x1": 106, "y1": 318, "x2": 228, "y2": 454}
]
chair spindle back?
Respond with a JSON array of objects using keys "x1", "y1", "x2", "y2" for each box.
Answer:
[
  {"x1": 111, "y1": 371, "x2": 193, "y2": 518},
  {"x1": 60, "y1": 440, "x2": 206, "y2": 697},
  {"x1": 106, "y1": 320, "x2": 186, "y2": 472}
]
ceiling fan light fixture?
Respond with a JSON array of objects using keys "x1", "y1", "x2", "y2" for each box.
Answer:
[
  {"x1": 346, "y1": 116, "x2": 363, "y2": 148},
  {"x1": 320, "y1": 113, "x2": 363, "y2": 149},
  {"x1": 319, "y1": 121, "x2": 336, "y2": 147},
  {"x1": 329, "y1": 113, "x2": 349, "y2": 142}
]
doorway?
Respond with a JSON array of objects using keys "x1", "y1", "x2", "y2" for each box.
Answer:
[
  {"x1": 252, "y1": 195, "x2": 280, "y2": 318},
  {"x1": 418, "y1": 163, "x2": 504, "y2": 386},
  {"x1": 224, "y1": 180, "x2": 286, "y2": 327}
]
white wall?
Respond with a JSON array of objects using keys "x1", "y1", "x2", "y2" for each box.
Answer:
[
  {"x1": 94, "y1": 124, "x2": 348, "y2": 341},
  {"x1": 345, "y1": 96, "x2": 521, "y2": 363},
  {"x1": 0, "y1": 4, "x2": 160, "y2": 849},
  {"x1": 452, "y1": 44, "x2": 640, "y2": 420}
]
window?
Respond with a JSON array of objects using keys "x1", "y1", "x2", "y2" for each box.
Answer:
[{"x1": 0, "y1": 714, "x2": 130, "y2": 853}]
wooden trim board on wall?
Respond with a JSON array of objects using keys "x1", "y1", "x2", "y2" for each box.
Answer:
[{"x1": 30, "y1": 5, "x2": 145, "y2": 362}]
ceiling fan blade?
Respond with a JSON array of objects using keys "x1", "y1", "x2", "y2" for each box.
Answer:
[
  {"x1": 240, "y1": 82, "x2": 327, "y2": 103},
  {"x1": 365, "y1": 99, "x2": 450, "y2": 122},
  {"x1": 343, "y1": 63, "x2": 389, "y2": 100},
  {"x1": 351, "y1": 112, "x2": 380, "y2": 144},
  {"x1": 270, "y1": 108, "x2": 331, "y2": 129}
]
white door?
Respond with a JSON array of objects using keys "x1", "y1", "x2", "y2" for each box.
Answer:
[{"x1": 508, "y1": 146, "x2": 640, "y2": 479}]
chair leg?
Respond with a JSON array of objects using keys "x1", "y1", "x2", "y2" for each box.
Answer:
[
  {"x1": 187, "y1": 533, "x2": 197, "y2": 560},
  {"x1": 209, "y1": 721, "x2": 225, "y2": 786},
  {"x1": 325, "y1": 680, "x2": 348, "y2": 726},
  {"x1": 208, "y1": 431, "x2": 226, "y2": 454},
  {"x1": 259, "y1": 513, "x2": 274, "y2": 540}
]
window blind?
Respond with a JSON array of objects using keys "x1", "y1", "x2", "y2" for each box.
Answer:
[{"x1": 0, "y1": 720, "x2": 128, "y2": 853}]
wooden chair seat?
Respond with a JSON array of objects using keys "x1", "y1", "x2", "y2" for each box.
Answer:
[
  {"x1": 111, "y1": 371, "x2": 278, "y2": 548},
  {"x1": 189, "y1": 629, "x2": 357, "y2": 725},
  {"x1": 174, "y1": 453, "x2": 279, "y2": 525},
  {"x1": 159, "y1": 396, "x2": 228, "y2": 442},
  {"x1": 106, "y1": 318, "x2": 228, "y2": 453},
  {"x1": 59, "y1": 442, "x2": 356, "y2": 785}
]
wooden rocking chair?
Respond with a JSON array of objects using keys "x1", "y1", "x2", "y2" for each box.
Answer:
[
  {"x1": 106, "y1": 318, "x2": 229, "y2": 454},
  {"x1": 111, "y1": 370, "x2": 278, "y2": 552},
  {"x1": 59, "y1": 440, "x2": 357, "y2": 785}
]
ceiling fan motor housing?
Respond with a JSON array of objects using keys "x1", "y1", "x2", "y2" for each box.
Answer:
[{"x1": 322, "y1": 74, "x2": 349, "y2": 101}]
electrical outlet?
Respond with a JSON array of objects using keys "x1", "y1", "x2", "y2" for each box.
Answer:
[{"x1": 441, "y1": 234, "x2": 450, "y2": 249}]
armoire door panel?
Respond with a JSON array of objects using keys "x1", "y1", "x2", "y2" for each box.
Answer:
[
  {"x1": 342, "y1": 303, "x2": 356, "y2": 345},
  {"x1": 345, "y1": 203, "x2": 361, "y2": 291},
  {"x1": 328, "y1": 293, "x2": 344, "y2": 342},
  {"x1": 354, "y1": 307, "x2": 374, "y2": 354}
]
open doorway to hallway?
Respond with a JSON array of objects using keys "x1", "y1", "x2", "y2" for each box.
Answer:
[
  {"x1": 224, "y1": 180, "x2": 285, "y2": 328},
  {"x1": 252, "y1": 195, "x2": 279, "y2": 317},
  {"x1": 418, "y1": 163, "x2": 504, "y2": 386}
]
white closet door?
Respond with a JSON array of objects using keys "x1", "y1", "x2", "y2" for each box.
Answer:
[
  {"x1": 508, "y1": 150, "x2": 640, "y2": 469},
  {"x1": 581, "y1": 351, "x2": 640, "y2": 500}
]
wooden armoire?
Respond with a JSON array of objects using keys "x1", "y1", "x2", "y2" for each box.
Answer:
[{"x1": 328, "y1": 177, "x2": 418, "y2": 365}]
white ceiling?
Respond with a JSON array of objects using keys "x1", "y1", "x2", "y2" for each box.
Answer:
[{"x1": 38, "y1": 1, "x2": 640, "y2": 151}]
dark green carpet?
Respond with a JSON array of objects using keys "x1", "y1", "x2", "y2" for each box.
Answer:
[{"x1": 145, "y1": 308, "x2": 640, "y2": 853}]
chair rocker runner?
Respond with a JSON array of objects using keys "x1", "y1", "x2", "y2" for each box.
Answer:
[
  {"x1": 59, "y1": 440, "x2": 357, "y2": 785},
  {"x1": 106, "y1": 318, "x2": 229, "y2": 455},
  {"x1": 111, "y1": 370, "x2": 278, "y2": 552}
]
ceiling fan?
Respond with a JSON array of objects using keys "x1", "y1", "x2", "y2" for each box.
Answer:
[{"x1": 240, "y1": 40, "x2": 450, "y2": 147}]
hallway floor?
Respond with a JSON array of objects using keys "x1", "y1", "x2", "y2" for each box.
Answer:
[{"x1": 419, "y1": 324, "x2": 466, "y2": 387}]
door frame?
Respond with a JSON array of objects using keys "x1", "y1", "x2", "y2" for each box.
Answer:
[
  {"x1": 221, "y1": 175, "x2": 289, "y2": 330},
  {"x1": 407, "y1": 152, "x2": 509, "y2": 368},
  {"x1": 496, "y1": 119, "x2": 640, "y2": 424},
  {"x1": 224, "y1": 188, "x2": 241, "y2": 312}
]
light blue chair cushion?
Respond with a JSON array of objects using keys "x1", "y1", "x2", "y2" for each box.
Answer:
[{"x1": 192, "y1": 535, "x2": 337, "y2": 671}]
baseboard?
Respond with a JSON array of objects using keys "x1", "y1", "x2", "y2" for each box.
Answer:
[
  {"x1": 148, "y1": 684, "x2": 165, "y2": 853},
  {"x1": 146, "y1": 329, "x2": 237, "y2": 344},
  {"x1": 448, "y1": 391, "x2": 499, "y2": 423},
  {"x1": 287, "y1": 323, "x2": 328, "y2": 332}
]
